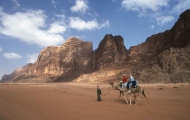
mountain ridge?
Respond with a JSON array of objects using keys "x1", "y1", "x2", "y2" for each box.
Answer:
[{"x1": 1, "y1": 9, "x2": 190, "y2": 83}]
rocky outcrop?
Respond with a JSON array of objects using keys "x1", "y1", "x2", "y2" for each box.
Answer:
[
  {"x1": 130, "y1": 9, "x2": 190, "y2": 83},
  {"x1": 1, "y1": 38, "x2": 95, "y2": 82},
  {"x1": 133, "y1": 45, "x2": 190, "y2": 83},
  {"x1": 34, "y1": 37, "x2": 94, "y2": 76},
  {"x1": 1, "y1": 9, "x2": 190, "y2": 83},
  {"x1": 94, "y1": 34, "x2": 127, "y2": 70},
  {"x1": 75, "y1": 9, "x2": 190, "y2": 83},
  {"x1": 127, "y1": 9, "x2": 190, "y2": 64},
  {"x1": 0, "y1": 68, "x2": 24, "y2": 82},
  {"x1": 1, "y1": 34, "x2": 128, "y2": 82}
]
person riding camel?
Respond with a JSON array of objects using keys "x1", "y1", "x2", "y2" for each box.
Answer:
[
  {"x1": 122, "y1": 74, "x2": 128, "y2": 88},
  {"x1": 119, "y1": 81, "x2": 123, "y2": 87},
  {"x1": 127, "y1": 74, "x2": 138, "y2": 93}
]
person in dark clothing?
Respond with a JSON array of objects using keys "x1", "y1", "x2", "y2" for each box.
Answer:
[
  {"x1": 119, "y1": 81, "x2": 123, "y2": 87},
  {"x1": 127, "y1": 75, "x2": 138, "y2": 93},
  {"x1": 97, "y1": 85, "x2": 102, "y2": 101}
]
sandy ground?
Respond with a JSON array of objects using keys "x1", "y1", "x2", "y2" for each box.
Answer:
[{"x1": 0, "y1": 82, "x2": 190, "y2": 120}]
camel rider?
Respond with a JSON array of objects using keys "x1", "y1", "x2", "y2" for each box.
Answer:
[
  {"x1": 128, "y1": 75, "x2": 138, "y2": 93},
  {"x1": 119, "y1": 81, "x2": 123, "y2": 87},
  {"x1": 122, "y1": 74, "x2": 128, "y2": 88}
]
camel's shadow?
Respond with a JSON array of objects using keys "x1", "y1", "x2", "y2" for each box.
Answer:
[
  {"x1": 111, "y1": 98, "x2": 129, "y2": 104},
  {"x1": 111, "y1": 98, "x2": 143, "y2": 105}
]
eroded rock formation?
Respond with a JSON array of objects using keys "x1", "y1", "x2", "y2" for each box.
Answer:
[
  {"x1": 1, "y1": 9, "x2": 190, "y2": 83},
  {"x1": 94, "y1": 34, "x2": 127, "y2": 70},
  {"x1": 127, "y1": 9, "x2": 190, "y2": 83}
]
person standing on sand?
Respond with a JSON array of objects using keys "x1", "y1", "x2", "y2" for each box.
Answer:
[{"x1": 97, "y1": 85, "x2": 102, "y2": 101}]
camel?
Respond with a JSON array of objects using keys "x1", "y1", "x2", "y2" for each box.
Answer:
[
  {"x1": 108, "y1": 82, "x2": 137, "y2": 103},
  {"x1": 108, "y1": 82, "x2": 124, "y2": 99},
  {"x1": 109, "y1": 82, "x2": 149, "y2": 105}
]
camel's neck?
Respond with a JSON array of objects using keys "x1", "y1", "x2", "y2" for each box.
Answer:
[
  {"x1": 109, "y1": 82, "x2": 115, "y2": 88},
  {"x1": 114, "y1": 86, "x2": 118, "y2": 90},
  {"x1": 117, "y1": 86, "x2": 127, "y2": 91},
  {"x1": 109, "y1": 82, "x2": 122, "y2": 90}
]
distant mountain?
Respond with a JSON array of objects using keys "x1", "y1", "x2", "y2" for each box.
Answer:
[{"x1": 1, "y1": 9, "x2": 190, "y2": 83}]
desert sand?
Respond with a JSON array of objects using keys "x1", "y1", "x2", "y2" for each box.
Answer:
[{"x1": 0, "y1": 82, "x2": 190, "y2": 120}]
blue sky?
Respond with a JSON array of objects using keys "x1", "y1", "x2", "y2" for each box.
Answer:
[{"x1": 0, "y1": 0, "x2": 190, "y2": 79}]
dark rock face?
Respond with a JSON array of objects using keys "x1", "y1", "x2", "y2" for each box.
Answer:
[
  {"x1": 135, "y1": 45, "x2": 190, "y2": 83},
  {"x1": 95, "y1": 34, "x2": 127, "y2": 70},
  {"x1": 1, "y1": 9, "x2": 190, "y2": 83},
  {"x1": 130, "y1": 9, "x2": 190, "y2": 83},
  {"x1": 127, "y1": 9, "x2": 190, "y2": 65}
]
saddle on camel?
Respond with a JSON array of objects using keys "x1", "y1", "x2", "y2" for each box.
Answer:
[{"x1": 122, "y1": 74, "x2": 138, "y2": 93}]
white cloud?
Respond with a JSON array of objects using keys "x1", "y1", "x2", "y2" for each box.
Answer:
[
  {"x1": 171, "y1": 0, "x2": 190, "y2": 14},
  {"x1": 156, "y1": 15, "x2": 174, "y2": 25},
  {"x1": 3, "y1": 53, "x2": 22, "y2": 59},
  {"x1": 0, "y1": 46, "x2": 2, "y2": 51},
  {"x1": 121, "y1": 0, "x2": 169, "y2": 13},
  {"x1": 12, "y1": 0, "x2": 21, "y2": 7},
  {"x1": 55, "y1": 14, "x2": 65, "y2": 19},
  {"x1": 51, "y1": 0, "x2": 56, "y2": 8},
  {"x1": 69, "y1": 17, "x2": 109, "y2": 30},
  {"x1": 99, "y1": 20, "x2": 110, "y2": 29},
  {"x1": 0, "y1": 9, "x2": 65, "y2": 47},
  {"x1": 69, "y1": 17, "x2": 98, "y2": 30},
  {"x1": 121, "y1": 0, "x2": 178, "y2": 25},
  {"x1": 26, "y1": 53, "x2": 38, "y2": 63},
  {"x1": 71, "y1": 0, "x2": 88, "y2": 13},
  {"x1": 48, "y1": 23, "x2": 66, "y2": 34},
  {"x1": 150, "y1": 25, "x2": 154, "y2": 29}
]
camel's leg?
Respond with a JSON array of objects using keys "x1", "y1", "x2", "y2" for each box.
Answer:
[
  {"x1": 138, "y1": 93, "x2": 141, "y2": 100},
  {"x1": 135, "y1": 94, "x2": 139, "y2": 105},
  {"x1": 122, "y1": 91, "x2": 124, "y2": 97},
  {"x1": 126, "y1": 90, "x2": 132, "y2": 105},
  {"x1": 133, "y1": 94, "x2": 136, "y2": 103},
  {"x1": 129, "y1": 94, "x2": 131, "y2": 105},
  {"x1": 124, "y1": 95, "x2": 129, "y2": 104},
  {"x1": 119, "y1": 91, "x2": 124, "y2": 99},
  {"x1": 142, "y1": 89, "x2": 150, "y2": 105}
]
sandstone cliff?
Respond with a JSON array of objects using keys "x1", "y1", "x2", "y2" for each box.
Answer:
[
  {"x1": 1, "y1": 9, "x2": 190, "y2": 83},
  {"x1": 125, "y1": 9, "x2": 190, "y2": 83},
  {"x1": 94, "y1": 34, "x2": 127, "y2": 70},
  {"x1": 1, "y1": 33, "x2": 128, "y2": 83}
]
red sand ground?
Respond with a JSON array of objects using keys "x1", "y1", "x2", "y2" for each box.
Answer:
[{"x1": 0, "y1": 83, "x2": 190, "y2": 120}]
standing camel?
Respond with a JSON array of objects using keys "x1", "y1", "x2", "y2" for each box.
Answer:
[
  {"x1": 109, "y1": 82, "x2": 149, "y2": 105},
  {"x1": 108, "y1": 82, "x2": 124, "y2": 99}
]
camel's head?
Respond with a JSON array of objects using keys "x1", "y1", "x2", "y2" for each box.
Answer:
[
  {"x1": 108, "y1": 82, "x2": 122, "y2": 90},
  {"x1": 108, "y1": 82, "x2": 114, "y2": 87}
]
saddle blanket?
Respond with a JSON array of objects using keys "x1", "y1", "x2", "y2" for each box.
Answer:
[{"x1": 127, "y1": 81, "x2": 138, "y2": 89}]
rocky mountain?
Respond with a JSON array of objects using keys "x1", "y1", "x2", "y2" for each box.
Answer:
[
  {"x1": 94, "y1": 34, "x2": 127, "y2": 70},
  {"x1": 124, "y1": 9, "x2": 190, "y2": 83},
  {"x1": 1, "y1": 9, "x2": 190, "y2": 83},
  {"x1": 1, "y1": 35, "x2": 127, "y2": 83}
]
